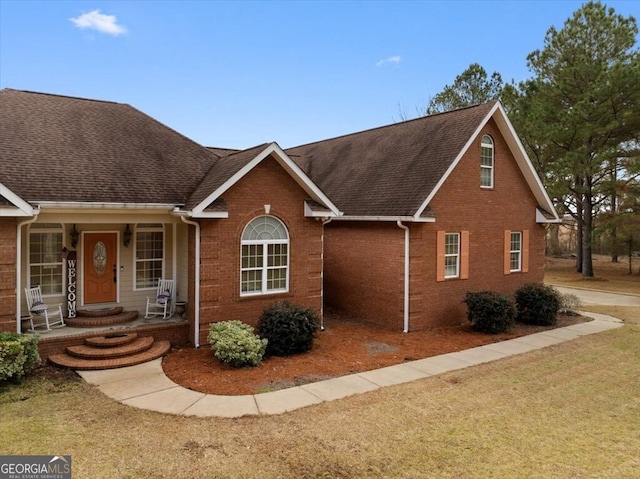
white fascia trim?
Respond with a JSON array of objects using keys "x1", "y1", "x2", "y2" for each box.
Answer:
[
  {"x1": 36, "y1": 201, "x2": 179, "y2": 210},
  {"x1": 333, "y1": 215, "x2": 435, "y2": 223},
  {"x1": 494, "y1": 103, "x2": 560, "y2": 221},
  {"x1": 190, "y1": 211, "x2": 229, "y2": 219},
  {"x1": 414, "y1": 102, "x2": 559, "y2": 222},
  {"x1": 192, "y1": 142, "x2": 342, "y2": 218},
  {"x1": 171, "y1": 208, "x2": 228, "y2": 219},
  {"x1": 304, "y1": 201, "x2": 339, "y2": 218},
  {"x1": 537, "y1": 208, "x2": 562, "y2": 224},
  {"x1": 0, "y1": 182, "x2": 36, "y2": 216}
]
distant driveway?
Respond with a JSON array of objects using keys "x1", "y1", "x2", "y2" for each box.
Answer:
[{"x1": 553, "y1": 286, "x2": 640, "y2": 307}]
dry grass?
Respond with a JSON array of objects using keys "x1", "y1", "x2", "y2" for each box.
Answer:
[
  {"x1": 545, "y1": 254, "x2": 640, "y2": 295},
  {"x1": 1, "y1": 259, "x2": 638, "y2": 478},
  {"x1": 2, "y1": 322, "x2": 638, "y2": 478}
]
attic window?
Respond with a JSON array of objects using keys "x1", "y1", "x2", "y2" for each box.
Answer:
[
  {"x1": 240, "y1": 216, "x2": 289, "y2": 296},
  {"x1": 480, "y1": 135, "x2": 494, "y2": 188}
]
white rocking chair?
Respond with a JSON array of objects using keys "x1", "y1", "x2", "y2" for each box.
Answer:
[
  {"x1": 145, "y1": 279, "x2": 176, "y2": 320},
  {"x1": 24, "y1": 286, "x2": 66, "y2": 332}
]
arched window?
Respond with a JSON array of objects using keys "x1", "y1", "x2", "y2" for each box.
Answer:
[
  {"x1": 240, "y1": 216, "x2": 289, "y2": 295},
  {"x1": 480, "y1": 134, "x2": 494, "y2": 188}
]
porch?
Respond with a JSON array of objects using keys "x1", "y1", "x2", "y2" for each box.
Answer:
[{"x1": 32, "y1": 313, "x2": 190, "y2": 360}]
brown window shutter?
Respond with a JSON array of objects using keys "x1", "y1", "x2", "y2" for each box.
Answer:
[
  {"x1": 436, "y1": 231, "x2": 445, "y2": 282},
  {"x1": 460, "y1": 231, "x2": 470, "y2": 279},
  {"x1": 504, "y1": 230, "x2": 511, "y2": 275},
  {"x1": 522, "y1": 230, "x2": 530, "y2": 273}
]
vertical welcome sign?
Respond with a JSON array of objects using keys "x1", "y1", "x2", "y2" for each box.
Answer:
[{"x1": 67, "y1": 251, "x2": 77, "y2": 318}]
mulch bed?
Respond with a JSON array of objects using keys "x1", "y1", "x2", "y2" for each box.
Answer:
[{"x1": 162, "y1": 313, "x2": 589, "y2": 396}]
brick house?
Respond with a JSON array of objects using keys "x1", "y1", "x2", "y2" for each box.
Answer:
[
  {"x1": 1, "y1": 89, "x2": 558, "y2": 349},
  {"x1": 0, "y1": 89, "x2": 339, "y2": 347},
  {"x1": 287, "y1": 101, "x2": 560, "y2": 331}
]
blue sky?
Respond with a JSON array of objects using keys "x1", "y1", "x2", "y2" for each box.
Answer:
[{"x1": 1, "y1": 0, "x2": 638, "y2": 149}]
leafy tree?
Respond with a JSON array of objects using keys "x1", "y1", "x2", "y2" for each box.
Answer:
[
  {"x1": 513, "y1": 1, "x2": 640, "y2": 276},
  {"x1": 426, "y1": 63, "x2": 504, "y2": 115}
]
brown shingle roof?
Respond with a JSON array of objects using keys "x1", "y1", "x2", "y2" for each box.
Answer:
[
  {"x1": 287, "y1": 102, "x2": 496, "y2": 216},
  {"x1": 186, "y1": 144, "x2": 269, "y2": 210},
  {"x1": 0, "y1": 89, "x2": 218, "y2": 205}
]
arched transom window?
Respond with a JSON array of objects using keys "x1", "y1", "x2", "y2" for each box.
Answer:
[
  {"x1": 240, "y1": 216, "x2": 289, "y2": 295},
  {"x1": 480, "y1": 134, "x2": 494, "y2": 188}
]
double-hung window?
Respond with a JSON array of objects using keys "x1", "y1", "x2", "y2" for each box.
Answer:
[
  {"x1": 480, "y1": 135, "x2": 494, "y2": 188},
  {"x1": 241, "y1": 216, "x2": 289, "y2": 295},
  {"x1": 135, "y1": 224, "x2": 164, "y2": 289},
  {"x1": 437, "y1": 231, "x2": 469, "y2": 281},
  {"x1": 29, "y1": 225, "x2": 63, "y2": 295},
  {"x1": 509, "y1": 232, "x2": 522, "y2": 272},
  {"x1": 504, "y1": 230, "x2": 529, "y2": 274},
  {"x1": 444, "y1": 233, "x2": 460, "y2": 278}
]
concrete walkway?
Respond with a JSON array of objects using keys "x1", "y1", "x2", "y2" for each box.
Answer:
[
  {"x1": 78, "y1": 310, "x2": 624, "y2": 418},
  {"x1": 552, "y1": 285, "x2": 640, "y2": 306}
]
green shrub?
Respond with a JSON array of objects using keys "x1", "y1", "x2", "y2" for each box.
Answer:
[
  {"x1": 464, "y1": 291, "x2": 515, "y2": 334},
  {"x1": 257, "y1": 301, "x2": 319, "y2": 356},
  {"x1": 0, "y1": 332, "x2": 41, "y2": 382},
  {"x1": 515, "y1": 283, "x2": 561, "y2": 326},
  {"x1": 207, "y1": 321, "x2": 267, "y2": 368}
]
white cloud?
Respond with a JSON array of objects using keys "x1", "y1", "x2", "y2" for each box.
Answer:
[
  {"x1": 376, "y1": 56, "x2": 401, "y2": 67},
  {"x1": 70, "y1": 10, "x2": 127, "y2": 36}
]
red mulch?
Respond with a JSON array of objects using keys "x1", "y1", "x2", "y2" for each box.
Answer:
[{"x1": 162, "y1": 313, "x2": 588, "y2": 396}]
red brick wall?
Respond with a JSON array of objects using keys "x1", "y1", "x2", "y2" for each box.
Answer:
[
  {"x1": 0, "y1": 218, "x2": 17, "y2": 332},
  {"x1": 324, "y1": 119, "x2": 546, "y2": 330},
  {"x1": 196, "y1": 155, "x2": 324, "y2": 345},
  {"x1": 323, "y1": 222, "x2": 405, "y2": 329}
]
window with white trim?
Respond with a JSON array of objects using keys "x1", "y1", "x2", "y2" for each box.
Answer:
[
  {"x1": 135, "y1": 224, "x2": 164, "y2": 289},
  {"x1": 480, "y1": 134, "x2": 494, "y2": 188},
  {"x1": 29, "y1": 224, "x2": 64, "y2": 295},
  {"x1": 444, "y1": 233, "x2": 460, "y2": 278},
  {"x1": 437, "y1": 230, "x2": 469, "y2": 282},
  {"x1": 241, "y1": 216, "x2": 289, "y2": 295},
  {"x1": 510, "y1": 232, "x2": 522, "y2": 272}
]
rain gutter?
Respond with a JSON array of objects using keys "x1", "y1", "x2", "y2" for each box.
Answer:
[
  {"x1": 179, "y1": 214, "x2": 201, "y2": 348},
  {"x1": 16, "y1": 210, "x2": 40, "y2": 332},
  {"x1": 397, "y1": 220, "x2": 410, "y2": 333},
  {"x1": 320, "y1": 217, "x2": 334, "y2": 331}
]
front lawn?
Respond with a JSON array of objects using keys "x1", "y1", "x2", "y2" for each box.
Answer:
[{"x1": 2, "y1": 305, "x2": 639, "y2": 478}]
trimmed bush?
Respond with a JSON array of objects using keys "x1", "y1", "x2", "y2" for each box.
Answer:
[
  {"x1": 257, "y1": 301, "x2": 319, "y2": 356},
  {"x1": 464, "y1": 291, "x2": 515, "y2": 334},
  {"x1": 207, "y1": 321, "x2": 267, "y2": 368},
  {"x1": 0, "y1": 332, "x2": 41, "y2": 382},
  {"x1": 559, "y1": 293, "x2": 582, "y2": 316},
  {"x1": 515, "y1": 283, "x2": 561, "y2": 326}
]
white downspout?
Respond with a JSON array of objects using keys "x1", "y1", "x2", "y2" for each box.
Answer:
[
  {"x1": 320, "y1": 217, "x2": 333, "y2": 331},
  {"x1": 397, "y1": 220, "x2": 410, "y2": 333},
  {"x1": 180, "y1": 216, "x2": 201, "y2": 348},
  {"x1": 16, "y1": 213, "x2": 40, "y2": 333}
]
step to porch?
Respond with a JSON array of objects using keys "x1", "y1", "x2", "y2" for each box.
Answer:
[
  {"x1": 65, "y1": 310, "x2": 138, "y2": 328},
  {"x1": 49, "y1": 332, "x2": 170, "y2": 370}
]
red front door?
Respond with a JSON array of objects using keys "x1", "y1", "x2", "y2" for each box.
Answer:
[{"x1": 84, "y1": 233, "x2": 117, "y2": 304}]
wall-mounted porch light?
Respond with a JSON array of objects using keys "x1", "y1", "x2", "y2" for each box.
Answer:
[
  {"x1": 123, "y1": 224, "x2": 133, "y2": 247},
  {"x1": 70, "y1": 224, "x2": 79, "y2": 248}
]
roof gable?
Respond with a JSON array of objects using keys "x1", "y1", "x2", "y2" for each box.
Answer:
[
  {"x1": 416, "y1": 102, "x2": 557, "y2": 218},
  {"x1": 189, "y1": 143, "x2": 341, "y2": 218},
  {"x1": 287, "y1": 103, "x2": 497, "y2": 218},
  {"x1": 0, "y1": 182, "x2": 36, "y2": 216},
  {"x1": 288, "y1": 102, "x2": 558, "y2": 222}
]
